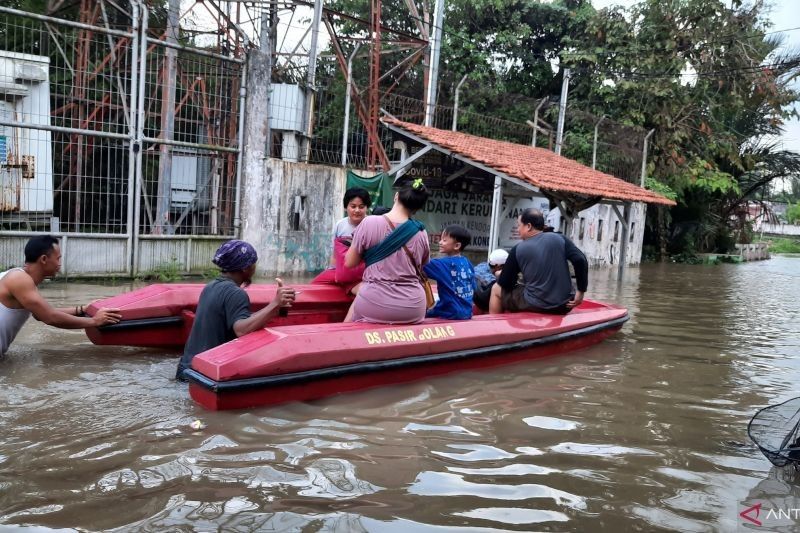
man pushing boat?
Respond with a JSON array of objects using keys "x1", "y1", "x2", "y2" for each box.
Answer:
[
  {"x1": 175, "y1": 240, "x2": 296, "y2": 380},
  {"x1": 0, "y1": 235, "x2": 122, "y2": 356}
]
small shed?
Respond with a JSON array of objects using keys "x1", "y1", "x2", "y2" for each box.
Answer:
[{"x1": 382, "y1": 117, "x2": 675, "y2": 269}]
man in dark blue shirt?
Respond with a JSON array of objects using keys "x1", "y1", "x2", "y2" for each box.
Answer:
[{"x1": 489, "y1": 208, "x2": 588, "y2": 315}]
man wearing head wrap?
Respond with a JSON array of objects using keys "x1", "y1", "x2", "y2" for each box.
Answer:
[{"x1": 176, "y1": 240, "x2": 296, "y2": 379}]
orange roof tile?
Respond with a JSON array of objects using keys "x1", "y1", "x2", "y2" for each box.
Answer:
[{"x1": 383, "y1": 118, "x2": 676, "y2": 206}]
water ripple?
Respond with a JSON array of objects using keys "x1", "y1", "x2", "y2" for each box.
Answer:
[{"x1": 2, "y1": 259, "x2": 800, "y2": 530}]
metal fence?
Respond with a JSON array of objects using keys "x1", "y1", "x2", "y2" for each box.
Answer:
[
  {"x1": 306, "y1": 79, "x2": 536, "y2": 168},
  {"x1": 0, "y1": 1, "x2": 246, "y2": 274},
  {"x1": 304, "y1": 75, "x2": 647, "y2": 182}
]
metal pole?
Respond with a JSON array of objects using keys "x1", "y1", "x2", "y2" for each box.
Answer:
[
  {"x1": 301, "y1": 0, "x2": 323, "y2": 161},
  {"x1": 532, "y1": 96, "x2": 547, "y2": 147},
  {"x1": 125, "y1": 0, "x2": 140, "y2": 275},
  {"x1": 592, "y1": 115, "x2": 606, "y2": 170},
  {"x1": 451, "y1": 74, "x2": 467, "y2": 131},
  {"x1": 341, "y1": 43, "x2": 361, "y2": 167},
  {"x1": 132, "y1": 3, "x2": 148, "y2": 276},
  {"x1": 263, "y1": 5, "x2": 273, "y2": 158},
  {"x1": 154, "y1": 0, "x2": 179, "y2": 234},
  {"x1": 0, "y1": 5, "x2": 130, "y2": 36},
  {"x1": 424, "y1": 0, "x2": 445, "y2": 127},
  {"x1": 233, "y1": 65, "x2": 247, "y2": 236},
  {"x1": 487, "y1": 176, "x2": 503, "y2": 254},
  {"x1": 555, "y1": 68, "x2": 570, "y2": 156},
  {"x1": 641, "y1": 129, "x2": 655, "y2": 187}
]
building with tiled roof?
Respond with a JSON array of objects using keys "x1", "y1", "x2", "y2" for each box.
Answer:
[{"x1": 382, "y1": 117, "x2": 675, "y2": 268}]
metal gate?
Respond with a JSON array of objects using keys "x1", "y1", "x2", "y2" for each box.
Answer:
[{"x1": 0, "y1": 1, "x2": 246, "y2": 276}]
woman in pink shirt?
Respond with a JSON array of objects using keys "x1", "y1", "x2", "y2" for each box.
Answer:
[{"x1": 344, "y1": 181, "x2": 431, "y2": 324}]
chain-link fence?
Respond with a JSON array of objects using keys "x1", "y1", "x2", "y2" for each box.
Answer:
[
  {"x1": 138, "y1": 20, "x2": 244, "y2": 236},
  {"x1": 305, "y1": 73, "x2": 648, "y2": 183}
]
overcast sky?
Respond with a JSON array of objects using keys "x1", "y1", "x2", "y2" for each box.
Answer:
[{"x1": 591, "y1": 0, "x2": 800, "y2": 153}]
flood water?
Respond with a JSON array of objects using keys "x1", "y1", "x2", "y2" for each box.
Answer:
[{"x1": 1, "y1": 257, "x2": 799, "y2": 532}]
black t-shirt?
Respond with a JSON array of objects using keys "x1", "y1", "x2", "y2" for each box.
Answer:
[
  {"x1": 176, "y1": 277, "x2": 251, "y2": 378},
  {"x1": 498, "y1": 232, "x2": 588, "y2": 310}
]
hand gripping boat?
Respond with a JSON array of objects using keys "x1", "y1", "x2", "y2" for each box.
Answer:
[{"x1": 86, "y1": 284, "x2": 628, "y2": 410}]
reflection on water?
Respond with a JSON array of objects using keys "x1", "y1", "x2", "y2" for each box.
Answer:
[{"x1": 1, "y1": 258, "x2": 799, "y2": 531}]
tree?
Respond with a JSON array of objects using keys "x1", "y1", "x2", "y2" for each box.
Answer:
[{"x1": 563, "y1": 0, "x2": 800, "y2": 253}]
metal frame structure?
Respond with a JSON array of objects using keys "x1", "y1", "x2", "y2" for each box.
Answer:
[
  {"x1": 320, "y1": 1, "x2": 428, "y2": 170},
  {"x1": 0, "y1": 0, "x2": 250, "y2": 275}
]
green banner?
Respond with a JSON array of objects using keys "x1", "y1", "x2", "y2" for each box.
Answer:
[{"x1": 346, "y1": 170, "x2": 396, "y2": 210}]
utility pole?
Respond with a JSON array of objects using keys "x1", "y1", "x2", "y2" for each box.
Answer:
[
  {"x1": 263, "y1": 5, "x2": 274, "y2": 158},
  {"x1": 641, "y1": 129, "x2": 655, "y2": 186},
  {"x1": 424, "y1": 0, "x2": 445, "y2": 127},
  {"x1": 554, "y1": 68, "x2": 570, "y2": 156},
  {"x1": 451, "y1": 74, "x2": 467, "y2": 131},
  {"x1": 240, "y1": 6, "x2": 273, "y2": 232},
  {"x1": 301, "y1": 0, "x2": 323, "y2": 162},
  {"x1": 155, "y1": 0, "x2": 179, "y2": 234},
  {"x1": 342, "y1": 43, "x2": 362, "y2": 166}
]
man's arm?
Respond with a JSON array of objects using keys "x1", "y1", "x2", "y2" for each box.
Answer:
[
  {"x1": 232, "y1": 285, "x2": 295, "y2": 337},
  {"x1": 564, "y1": 238, "x2": 588, "y2": 308},
  {"x1": 8, "y1": 272, "x2": 121, "y2": 328},
  {"x1": 497, "y1": 246, "x2": 520, "y2": 291},
  {"x1": 55, "y1": 304, "x2": 87, "y2": 316}
]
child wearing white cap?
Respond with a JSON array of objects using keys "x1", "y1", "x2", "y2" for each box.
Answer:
[{"x1": 473, "y1": 249, "x2": 508, "y2": 312}]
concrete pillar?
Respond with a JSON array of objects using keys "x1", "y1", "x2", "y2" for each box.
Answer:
[{"x1": 241, "y1": 44, "x2": 282, "y2": 272}]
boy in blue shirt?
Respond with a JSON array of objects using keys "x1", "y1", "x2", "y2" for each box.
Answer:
[{"x1": 423, "y1": 224, "x2": 475, "y2": 320}]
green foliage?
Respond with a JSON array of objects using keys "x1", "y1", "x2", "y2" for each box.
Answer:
[
  {"x1": 786, "y1": 204, "x2": 800, "y2": 224},
  {"x1": 765, "y1": 238, "x2": 800, "y2": 254},
  {"x1": 645, "y1": 177, "x2": 677, "y2": 201},
  {"x1": 138, "y1": 257, "x2": 183, "y2": 282},
  {"x1": 201, "y1": 265, "x2": 221, "y2": 279},
  {"x1": 670, "y1": 251, "x2": 702, "y2": 264}
]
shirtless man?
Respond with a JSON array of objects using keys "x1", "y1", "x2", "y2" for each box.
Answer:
[{"x1": 0, "y1": 235, "x2": 122, "y2": 355}]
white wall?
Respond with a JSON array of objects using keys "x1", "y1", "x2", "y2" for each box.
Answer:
[
  {"x1": 548, "y1": 202, "x2": 647, "y2": 267},
  {"x1": 418, "y1": 190, "x2": 647, "y2": 267},
  {"x1": 759, "y1": 223, "x2": 800, "y2": 237},
  {"x1": 0, "y1": 51, "x2": 53, "y2": 214}
]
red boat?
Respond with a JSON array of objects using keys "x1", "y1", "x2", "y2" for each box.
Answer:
[{"x1": 86, "y1": 283, "x2": 628, "y2": 410}]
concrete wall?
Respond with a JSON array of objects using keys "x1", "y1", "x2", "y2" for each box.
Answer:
[
  {"x1": 1, "y1": 158, "x2": 648, "y2": 277},
  {"x1": 548, "y1": 202, "x2": 647, "y2": 267},
  {"x1": 242, "y1": 159, "x2": 346, "y2": 277},
  {"x1": 240, "y1": 160, "x2": 647, "y2": 275},
  {"x1": 735, "y1": 243, "x2": 770, "y2": 261},
  {"x1": 760, "y1": 223, "x2": 800, "y2": 237},
  {"x1": 0, "y1": 233, "x2": 229, "y2": 278}
]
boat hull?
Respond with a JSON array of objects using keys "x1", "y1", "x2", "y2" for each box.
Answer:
[
  {"x1": 186, "y1": 316, "x2": 625, "y2": 410},
  {"x1": 84, "y1": 283, "x2": 628, "y2": 410},
  {"x1": 85, "y1": 283, "x2": 353, "y2": 348}
]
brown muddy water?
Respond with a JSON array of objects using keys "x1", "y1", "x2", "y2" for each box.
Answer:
[{"x1": 1, "y1": 257, "x2": 799, "y2": 532}]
